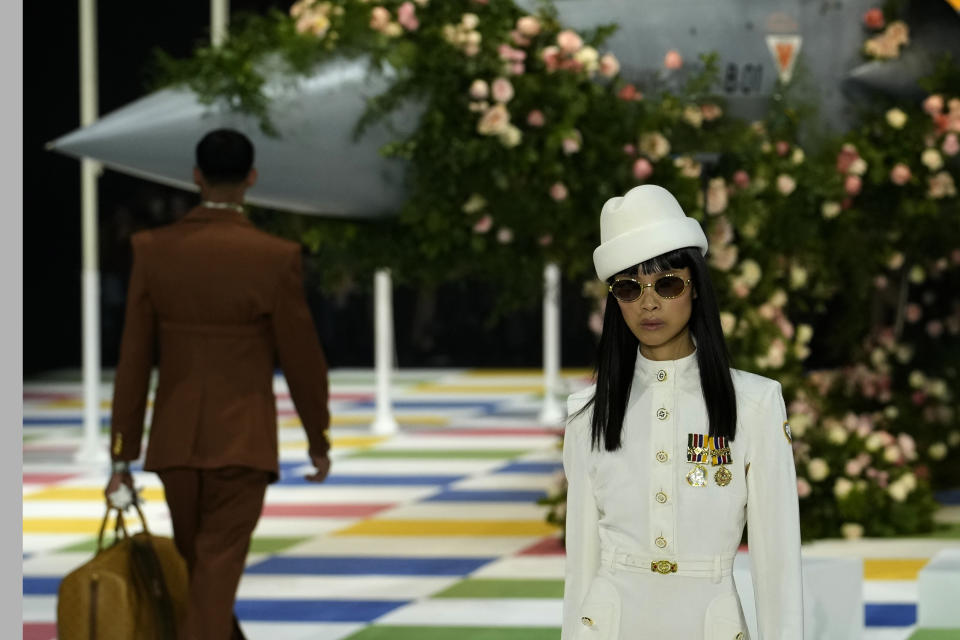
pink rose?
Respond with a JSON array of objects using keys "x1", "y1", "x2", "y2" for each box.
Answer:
[
  {"x1": 516, "y1": 16, "x2": 541, "y2": 37},
  {"x1": 797, "y1": 478, "x2": 811, "y2": 498},
  {"x1": 733, "y1": 170, "x2": 750, "y2": 189},
  {"x1": 924, "y1": 94, "x2": 944, "y2": 116},
  {"x1": 952, "y1": 248, "x2": 960, "y2": 265},
  {"x1": 472, "y1": 214, "x2": 493, "y2": 233},
  {"x1": 905, "y1": 303, "x2": 922, "y2": 323},
  {"x1": 562, "y1": 130, "x2": 582, "y2": 155},
  {"x1": 370, "y1": 6, "x2": 391, "y2": 31},
  {"x1": 890, "y1": 163, "x2": 911, "y2": 185},
  {"x1": 496, "y1": 227, "x2": 514, "y2": 244},
  {"x1": 777, "y1": 174, "x2": 797, "y2": 195},
  {"x1": 701, "y1": 103, "x2": 723, "y2": 121},
  {"x1": 498, "y1": 44, "x2": 526, "y2": 62},
  {"x1": 510, "y1": 30, "x2": 531, "y2": 47},
  {"x1": 942, "y1": 133, "x2": 959, "y2": 156},
  {"x1": 557, "y1": 30, "x2": 583, "y2": 54},
  {"x1": 845, "y1": 459, "x2": 864, "y2": 477},
  {"x1": 776, "y1": 141, "x2": 790, "y2": 156},
  {"x1": 541, "y1": 46, "x2": 561, "y2": 72},
  {"x1": 836, "y1": 144, "x2": 859, "y2": 173},
  {"x1": 510, "y1": 62, "x2": 525, "y2": 75},
  {"x1": 874, "y1": 275, "x2": 888, "y2": 290},
  {"x1": 912, "y1": 390, "x2": 927, "y2": 406},
  {"x1": 622, "y1": 143, "x2": 636, "y2": 156},
  {"x1": 397, "y1": 2, "x2": 419, "y2": 31},
  {"x1": 538, "y1": 234, "x2": 553, "y2": 247},
  {"x1": 588, "y1": 311, "x2": 603, "y2": 335},
  {"x1": 664, "y1": 49, "x2": 683, "y2": 70},
  {"x1": 632, "y1": 158, "x2": 654, "y2": 181},
  {"x1": 491, "y1": 77, "x2": 515, "y2": 103},
  {"x1": 733, "y1": 282, "x2": 750, "y2": 298},
  {"x1": 526, "y1": 110, "x2": 545, "y2": 127},
  {"x1": 845, "y1": 174, "x2": 862, "y2": 196},
  {"x1": 618, "y1": 84, "x2": 642, "y2": 101},
  {"x1": 863, "y1": 8, "x2": 885, "y2": 30},
  {"x1": 477, "y1": 104, "x2": 510, "y2": 136},
  {"x1": 599, "y1": 53, "x2": 620, "y2": 78},
  {"x1": 549, "y1": 182, "x2": 568, "y2": 202}
]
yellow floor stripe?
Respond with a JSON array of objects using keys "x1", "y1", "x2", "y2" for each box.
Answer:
[
  {"x1": 413, "y1": 384, "x2": 545, "y2": 394},
  {"x1": 281, "y1": 415, "x2": 449, "y2": 427},
  {"x1": 24, "y1": 517, "x2": 122, "y2": 534},
  {"x1": 863, "y1": 559, "x2": 929, "y2": 580},
  {"x1": 25, "y1": 487, "x2": 166, "y2": 502},
  {"x1": 333, "y1": 519, "x2": 559, "y2": 537},
  {"x1": 280, "y1": 436, "x2": 390, "y2": 451}
]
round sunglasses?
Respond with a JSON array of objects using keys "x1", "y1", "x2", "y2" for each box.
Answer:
[{"x1": 608, "y1": 274, "x2": 692, "y2": 302}]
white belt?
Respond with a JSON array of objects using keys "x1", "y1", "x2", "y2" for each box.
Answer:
[{"x1": 601, "y1": 547, "x2": 736, "y2": 582}]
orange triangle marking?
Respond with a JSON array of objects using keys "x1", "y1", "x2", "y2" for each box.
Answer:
[{"x1": 776, "y1": 42, "x2": 795, "y2": 71}]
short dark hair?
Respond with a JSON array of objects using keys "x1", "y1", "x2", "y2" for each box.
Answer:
[
  {"x1": 195, "y1": 128, "x2": 255, "y2": 185},
  {"x1": 580, "y1": 247, "x2": 738, "y2": 451}
]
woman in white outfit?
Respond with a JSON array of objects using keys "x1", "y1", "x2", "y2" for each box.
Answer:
[{"x1": 562, "y1": 185, "x2": 803, "y2": 640}]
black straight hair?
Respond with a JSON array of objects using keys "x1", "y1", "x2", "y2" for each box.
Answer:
[
  {"x1": 195, "y1": 128, "x2": 255, "y2": 185},
  {"x1": 582, "y1": 246, "x2": 737, "y2": 451}
]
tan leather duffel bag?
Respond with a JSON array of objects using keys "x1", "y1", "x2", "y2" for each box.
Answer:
[{"x1": 57, "y1": 503, "x2": 189, "y2": 640}]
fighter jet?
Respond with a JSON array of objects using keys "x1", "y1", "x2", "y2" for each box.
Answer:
[{"x1": 49, "y1": 0, "x2": 960, "y2": 217}]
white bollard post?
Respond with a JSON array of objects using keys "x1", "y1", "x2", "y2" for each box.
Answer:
[
  {"x1": 74, "y1": 0, "x2": 107, "y2": 464},
  {"x1": 211, "y1": 0, "x2": 229, "y2": 47},
  {"x1": 371, "y1": 269, "x2": 399, "y2": 435},
  {"x1": 538, "y1": 262, "x2": 565, "y2": 425}
]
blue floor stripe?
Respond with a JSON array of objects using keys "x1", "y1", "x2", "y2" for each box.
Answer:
[
  {"x1": 865, "y1": 603, "x2": 916, "y2": 627},
  {"x1": 276, "y1": 474, "x2": 465, "y2": 486},
  {"x1": 496, "y1": 461, "x2": 563, "y2": 474},
  {"x1": 245, "y1": 556, "x2": 494, "y2": 576},
  {"x1": 23, "y1": 577, "x2": 60, "y2": 595},
  {"x1": 424, "y1": 489, "x2": 548, "y2": 502},
  {"x1": 235, "y1": 598, "x2": 407, "y2": 623},
  {"x1": 24, "y1": 417, "x2": 109, "y2": 427},
  {"x1": 934, "y1": 488, "x2": 960, "y2": 505}
]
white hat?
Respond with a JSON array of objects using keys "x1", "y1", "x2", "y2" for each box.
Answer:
[{"x1": 593, "y1": 184, "x2": 708, "y2": 281}]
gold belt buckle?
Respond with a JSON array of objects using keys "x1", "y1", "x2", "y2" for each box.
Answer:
[{"x1": 651, "y1": 560, "x2": 677, "y2": 575}]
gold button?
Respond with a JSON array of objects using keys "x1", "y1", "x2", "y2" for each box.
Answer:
[
  {"x1": 655, "y1": 536, "x2": 667, "y2": 548},
  {"x1": 655, "y1": 450, "x2": 669, "y2": 463},
  {"x1": 581, "y1": 617, "x2": 594, "y2": 627},
  {"x1": 656, "y1": 408, "x2": 669, "y2": 421},
  {"x1": 656, "y1": 369, "x2": 667, "y2": 382},
  {"x1": 655, "y1": 491, "x2": 668, "y2": 504}
]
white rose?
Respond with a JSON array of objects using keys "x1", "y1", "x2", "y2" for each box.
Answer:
[
  {"x1": 921, "y1": 148, "x2": 944, "y2": 171},
  {"x1": 789, "y1": 413, "x2": 811, "y2": 438},
  {"x1": 908, "y1": 370, "x2": 926, "y2": 389},
  {"x1": 720, "y1": 312, "x2": 737, "y2": 336},
  {"x1": 887, "y1": 480, "x2": 909, "y2": 502},
  {"x1": 883, "y1": 405, "x2": 899, "y2": 420},
  {"x1": 574, "y1": 46, "x2": 599, "y2": 72},
  {"x1": 929, "y1": 442, "x2": 948, "y2": 460},
  {"x1": 895, "y1": 345, "x2": 913, "y2": 363},
  {"x1": 909, "y1": 265, "x2": 925, "y2": 284},
  {"x1": 927, "y1": 379, "x2": 948, "y2": 399},
  {"x1": 790, "y1": 265, "x2": 808, "y2": 289},
  {"x1": 865, "y1": 433, "x2": 884, "y2": 452},
  {"x1": 849, "y1": 157, "x2": 868, "y2": 176},
  {"x1": 883, "y1": 444, "x2": 901, "y2": 463},
  {"x1": 461, "y1": 193, "x2": 487, "y2": 214},
  {"x1": 769, "y1": 289, "x2": 788, "y2": 308},
  {"x1": 834, "y1": 478, "x2": 854, "y2": 499},
  {"x1": 886, "y1": 108, "x2": 908, "y2": 129},
  {"x1": 797, "y1": 324, "x2": 814, "y2": 344},
  {"x1": 842, "y1": 523, "x2": 864, "y2": 540},
  {"x1": 949, "y1": 431, "x2": 960, "y2": 447},
  {"x1": 900, "y1": 472, "x2": 917, "y2": 492},
  {"x1": 740, "y1": 259, "x2": 762, "y2": 287},
  {"x1": 469, "y1": 79, "x2": 489, "y2": 100},
  {"x1": 828, "y1": 426, "x2": 848, "y2": 445},
  {"x1": 870, "y1": 348, "x2": 887, "y2": 369},
  {"x1": 683, "y1": 105, "x2": 704, "y2": 128},
  {"x1": 777, "y1": 174, "x2": 797, "y2": 196},
  {"x1": 498, "y1": 124, "x2": 522, "y2": 148},
  {"x1": 461, "y1": 13, "x2": 479, "y2": 30},
  {"x1": 821, "y1": 201, "x2": 842, "y2": 219},
  {"x1": 808, "y1": 458, "x2": 830, "y2": 482},
  {"x1": 791, "y1": 148, "x2": 805, "y2": 164}
]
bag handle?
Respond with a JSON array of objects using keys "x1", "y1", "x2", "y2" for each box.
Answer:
[{"x1": 97, "y1": 501, "x2": 153, "y2": 552}]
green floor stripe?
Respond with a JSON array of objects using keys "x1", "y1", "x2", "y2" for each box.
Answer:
[
  {"x1": 908, "y1": 630, "x2": 960, "y2": 639},
  {"x1": 916, "y1": 521, "x2": 960, "y2": 539},
  {"x1": 350, "y1": 449, "x2": 529, "y2": 460},
  {"x1": 56, "y1": 536, "x2": 308, "y2": 555},
  {"x1": 433, "y1": 578, "x2": 564, "y2": 599},
  {"x1": 345, "y1": 627, "x2": 561, "y2": 640}
]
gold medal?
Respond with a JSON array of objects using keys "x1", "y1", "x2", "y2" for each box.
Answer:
[
  {"x1": 686, "y1": 464, "x2": 707, "y2": 487},
  {"x1": 783, "y1": 420, "x2": 793, "y2": 443},
  {"x1": 715, "y1": 465, "x2": 732, "y2": 487}
]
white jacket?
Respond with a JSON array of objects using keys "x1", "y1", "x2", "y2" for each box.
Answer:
[{"x1": 562, "y1": 349, "x2": 803, "y2": 640}]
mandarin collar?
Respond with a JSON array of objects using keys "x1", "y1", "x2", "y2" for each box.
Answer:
[
  {"x1": 180, "y1": 205, "x2": 252, "y2": 226},
  {"x1": 634, "y1": 346, "x2": 699, "y2": 384}
]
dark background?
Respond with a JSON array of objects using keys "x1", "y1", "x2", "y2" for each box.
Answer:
[{"x1": 24, "y1": 1, "x2": 598, "y2": 377}]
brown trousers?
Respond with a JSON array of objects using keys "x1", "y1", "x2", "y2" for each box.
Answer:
[{"x1": 158, "y1": 466, "x2": 271, "y2": 640}]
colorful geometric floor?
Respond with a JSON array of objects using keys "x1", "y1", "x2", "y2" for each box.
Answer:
[{"x1": 22, "y1": 369, "x2": 960, "y2": 639}]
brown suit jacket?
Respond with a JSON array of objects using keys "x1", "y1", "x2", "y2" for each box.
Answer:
[{"x1": 109, "y1": 205, "x2": 330, "y2": 479}]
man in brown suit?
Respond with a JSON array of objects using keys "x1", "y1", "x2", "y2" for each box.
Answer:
[{"x1": 105, "y1": 129, "x2": 331, "y2": 640}]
